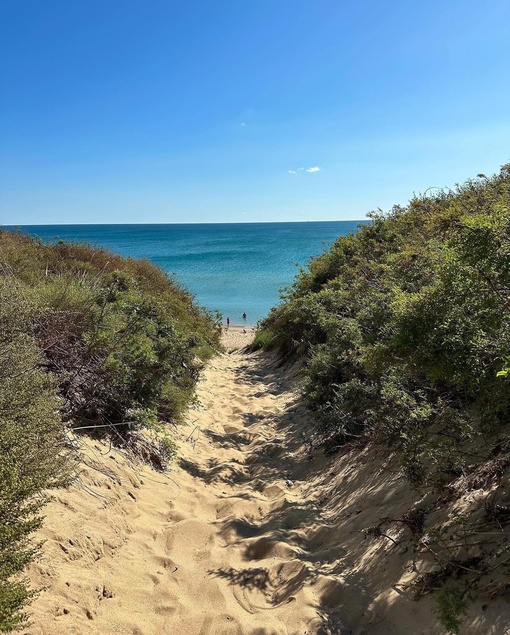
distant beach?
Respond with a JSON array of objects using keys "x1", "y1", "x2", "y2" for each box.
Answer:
[{"x1": 221, "y1": 324, "x2": 256, "y2": 349}]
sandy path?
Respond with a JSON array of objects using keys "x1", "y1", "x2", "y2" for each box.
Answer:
[{"x1": 22, "y1": 335, "x2": 345, "y2": 635}]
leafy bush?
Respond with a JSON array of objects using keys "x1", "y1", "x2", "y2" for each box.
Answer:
[
  {"x1": 0, "y1": 232, "x2": 222, "y2": 431},
  {"x1": 261, "y1": 166, "x2": 510, "y2": 481},
  {"x1": 0, "y1": 282, "x2": 70, "y2": 631}
]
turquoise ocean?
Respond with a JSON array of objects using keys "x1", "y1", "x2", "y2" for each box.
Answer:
[{"x1": 11, "y1": 222, "x2": 366, "y2": 324}]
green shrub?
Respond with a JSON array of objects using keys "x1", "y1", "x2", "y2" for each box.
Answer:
[
  {"x1": 250, "y1": 329, "x2": 277, "y2": 351},
  {"x1": 0, "y1": 282, "x2": 70, "y2": 631},
  {"x1": 262, "y1": 165, "x2": 510, "y2": 483},
  {"x1": 0, "y1": 232, "x2": 222, "y2": 431}
]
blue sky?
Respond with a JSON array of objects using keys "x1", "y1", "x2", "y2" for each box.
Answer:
[{"x1": 1, "y1": 0, "x2": 509, "y2": 224}]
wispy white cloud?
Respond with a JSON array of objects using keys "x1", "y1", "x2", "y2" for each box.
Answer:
[{"x1": 288, "y1": 166, "x2": 321, "y2": 174}]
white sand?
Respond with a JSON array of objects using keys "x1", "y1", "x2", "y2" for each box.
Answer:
[
  {"x1": 221, "y1": 325, "x2": 256, "y2": 351},
  {"x1": 20, "y1": 341, "x2": 509, "y2": 634}
]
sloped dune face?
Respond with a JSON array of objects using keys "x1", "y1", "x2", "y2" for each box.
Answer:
[{"x1": 21, "y1": 332, "x2": 508, "y2": 635}]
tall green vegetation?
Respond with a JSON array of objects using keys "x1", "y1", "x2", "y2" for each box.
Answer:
[
  {"x1": 0, "y1": 231, "x2": 221, "y2": 630},
  {"x1": 0, "y1": 232, "x2": 221, "y2": 431},
  {"x1": 0, "y1": 283, "x2": 70, "y2": 631},
  {"x1": 256, "y1": 166, "x2": 510, "y2": 631}
]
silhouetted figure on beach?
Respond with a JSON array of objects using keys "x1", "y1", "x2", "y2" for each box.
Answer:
[{"x1": 226, "y1": 317, "x2": 230, "y2": 328}]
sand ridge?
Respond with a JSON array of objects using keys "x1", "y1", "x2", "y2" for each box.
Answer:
[{"x1": 20, "y1": 331, "x2": 509, "y2": 634}]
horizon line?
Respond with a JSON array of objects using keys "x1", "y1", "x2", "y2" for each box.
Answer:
[{"x1": 3, "y1": 219, "x2": 370, "y2": 227}]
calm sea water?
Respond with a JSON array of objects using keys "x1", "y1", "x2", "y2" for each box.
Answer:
[{"x1": 10, "y1": 222, "x2": 366, "y2": 324}]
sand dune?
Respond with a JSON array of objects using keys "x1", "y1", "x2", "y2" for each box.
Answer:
[{"x1": 20, "y1": 331, "x2": 509, "y2": 634}]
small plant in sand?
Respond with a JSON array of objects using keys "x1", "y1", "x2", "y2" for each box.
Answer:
[
  {"x1": 435, "y1": 586, "x2": 468, "y2": 634},
  {"x1": 250, "y1": 329, "x2": 276, "y2": 351}
]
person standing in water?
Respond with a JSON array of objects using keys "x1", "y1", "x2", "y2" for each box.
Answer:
[
  {"x1": 226, "y1": 317, "x2": 230, "y2": 328},
  {"x1": 242, "y1": 312, "x2": 247, "y2": 321}
]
